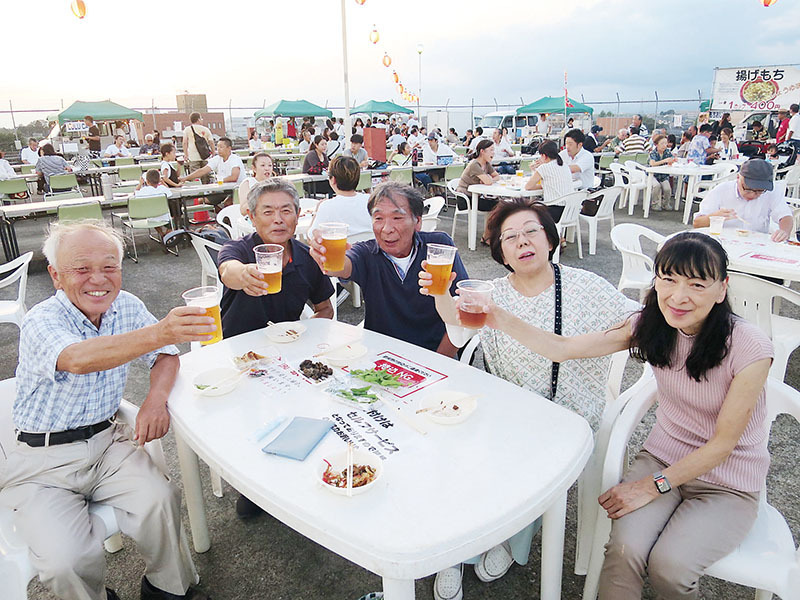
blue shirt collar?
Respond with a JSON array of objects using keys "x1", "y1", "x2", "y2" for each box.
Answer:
[{"x1": 54, "y1": 289, "x2": 119, "y2": 332}]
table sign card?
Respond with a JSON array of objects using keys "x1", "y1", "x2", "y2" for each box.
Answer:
[
  {"x1": 346, "y1": 351, "x2": 447, "y2": 399},
  {"x1": 327, "y1": 409, "x2": 402, "y2": 461},
  {"x1": 255, "y1": 359, "x2": 311, "y2": 395},
  {"x1": 744, "y1": 253, "x2": 799, "y2": 265}
]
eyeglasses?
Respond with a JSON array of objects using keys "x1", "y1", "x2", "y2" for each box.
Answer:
[
  {"x1": 740, "y1": 184, "x2": 766, "y2": 196},
  {"x1": 500, "y1": 223, "x2": 545, "y2": 244}
]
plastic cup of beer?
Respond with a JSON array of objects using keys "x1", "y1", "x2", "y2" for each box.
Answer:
[
  {"x1": 319, "y1": 222, "x2": 349, "y2": 272},
  {"x1": 709, "y1": 215, "x2": 725, "y2": 235},
  {"x1": 456, "y1": 280, "x2": 495, "y2": 329},
  {"x1": 216, "y1": 172, "x2": 224, "y2": 185},
  {"x1": 515, "y1": 169, "x2": 524, "y2": 178},
  {"x1": 253, "y1": 244, "x2": 284, "y2": 294},
  {"x1": 181, "y1": 286, "x2": 222, "y2": 345},
  {"x1": 425, "y1": 244, "x2": 457, "y2": 295}
]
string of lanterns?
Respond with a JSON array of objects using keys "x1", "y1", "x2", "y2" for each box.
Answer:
[
  {"x1": 71, "y1": 0, "x2": 86, "y2": 19},
  {"x1": 356, "y1": 0, "x2": 417, "y2": 103},
  {"x1": 763, "y1": 0, "x2": 778, "y2": 6}
]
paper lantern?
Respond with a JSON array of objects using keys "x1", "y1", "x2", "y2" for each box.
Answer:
[
  {"x1": 369, "y1": 26, "x2": 379, "y2": 44},
  {"x1": 392, "y1": 70, "x2": 399, "y2": 83},
  {"x1": 354, "y1": 0, "x2": 366, "y2": 4},
  {"x1": 763, "y1": 0, "x2": 778, "y2": 5},
  {"x1": 397, "y1": 84, "x2": 404, "y2": 94},
  {"x1": 382, "y1": 53, "x2": 392, "y2": 68},
  {"x1": 71, "y1": 0, "x2": 86, "y2": 18}
]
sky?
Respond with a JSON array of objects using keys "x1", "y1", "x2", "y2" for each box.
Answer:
[{"x1": 3, "y1": 0, "x2": 800, "y2": 127}]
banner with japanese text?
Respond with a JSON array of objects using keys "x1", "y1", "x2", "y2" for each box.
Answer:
[{"x1": 711, "y1": 65, "x2": 800, "y2": 112}]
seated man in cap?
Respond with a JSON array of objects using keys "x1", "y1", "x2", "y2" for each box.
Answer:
[
  {"x1": 3, "y1": 221, "x2": 214, "y2": 600},
  {"x1": 693, "y1": 158, "x2": 794, "y2": 242}
]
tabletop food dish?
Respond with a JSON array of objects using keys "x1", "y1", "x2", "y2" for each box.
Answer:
[
  {"x1": 418, "y1": 390, "x2": 478, "y2": 425},
  {"x1": 319, "y1": 342, "x2": 368, "y2": 367},
  {"x1": 317, "y1": 448, "x2": 383, "y2": 495},
  {"x1": 265, "y1": 321, "x2": 307, "y2": 343},
  {"x1": 192, "y1": 367, "x2": 241, "y2": 396}
]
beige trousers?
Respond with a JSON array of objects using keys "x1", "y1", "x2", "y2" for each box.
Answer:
[
  {"x1": 0, "y1": 424, "x2": 198, "y2": 600},
  {"x1": 598, "y1": 451, "x2": 758, "y2": 600},
  {"x1": 650, "y1": 179, "x2": 672, "y2": 210}
]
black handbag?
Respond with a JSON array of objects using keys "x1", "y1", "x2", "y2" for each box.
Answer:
[{"x1": 191, "y1": 125, "x2": 212, "y2": 160}]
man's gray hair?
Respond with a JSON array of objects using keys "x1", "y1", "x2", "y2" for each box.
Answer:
[
  {"x1": 367, "y1": 181, "x2": 424, "y2": 219},
  {"x1": 247, "y1": 177, "x2": 299, "y2": 213},
  {"x1": 42, "y1": 220, "x2": 124, "y2": 269}
]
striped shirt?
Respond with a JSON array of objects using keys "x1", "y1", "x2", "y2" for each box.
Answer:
[
  {"x1": 621, "y1": 134, "x2": 646, "y2": 153},
  {"x1": 14, "y1": 290, "x2": 179, "y2": 432},
  {"x1": 535, "y1": 159, "x2": 575, "y2": 204},
  {"x1": 642, "y1": 318, "x2": 773, "y2": 492}
]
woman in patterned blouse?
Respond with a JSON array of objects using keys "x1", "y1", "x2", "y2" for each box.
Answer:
[{"x1": 418, "y1": 198, "x2": 634, "y2": 600}]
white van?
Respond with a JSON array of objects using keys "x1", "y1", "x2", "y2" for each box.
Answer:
[{"x1": 478, "y1": 111, "x2": 538, "y2": 141}]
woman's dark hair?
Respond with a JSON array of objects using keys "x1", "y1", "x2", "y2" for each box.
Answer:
[
  {"x1": 630, "y1": 232, "x2": 733, "y2": 381},
  {"x1": 41, "y1": 143, "x2": 56, "y2": 156},
  {"x1": 469, "y1": 139, "x2": 494, "y2": 160},
  {"x1": 485, "y1": 198, "x2": 560, "y2": 269},
  {"x1": 397, "y1": 141, "x2": 409, "y2": 154},
  {"x1": 252, "y1": 152, "x2": 273, "y2": 170},
  {"x1": 667, "y1": 134, "x2": 677, "y2": 148},
  {"x1": 537, "y1": 140, "x2": 563, "y2": 165},
  {"x1": 721, "y1": 127, "x2": 734, "y2": 138},
  {"x1": 159, "y1": 143, "x2": 175, "y2": 156},
  {"x1": 355, "y1": 118, "x2": 364, "y2": 127},
  {"x1": 310, "y1": 135, "x2": 325, "y2": 152}
]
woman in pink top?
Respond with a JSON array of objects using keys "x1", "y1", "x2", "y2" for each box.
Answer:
[{"x1": 462, "y1": 232, "x2": 773, "y2": 599}]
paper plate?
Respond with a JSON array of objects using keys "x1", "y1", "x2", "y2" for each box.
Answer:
[
  {"x1": 419, "y1": 391, "x2": 477, "y2": 425},
  {"x1": 265, "y1": 321, "x2": 307, "y2": 343},
  {"x1": 317, "y1": 449, "x2": 383, "y2": 496},
  {"x1": 192, "y1": 368, "x2": 241, "y2": 396},
  {"x1": 320, "y1": 343, "x2": 368, "y2": 367}
]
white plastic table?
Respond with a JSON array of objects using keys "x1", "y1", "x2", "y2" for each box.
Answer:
[
  {"x1": 691, "y1": 228, "x2": 800, "y2": 282},
  {"x1": 168, "y1": 319, "x2": 593, "y2": 600},
  {"x1": 465, "y1": 180, "x2": 547, "y2": 250},
  {"x1": 641, "y1": 162, "x2": 735, "y2": 223}
]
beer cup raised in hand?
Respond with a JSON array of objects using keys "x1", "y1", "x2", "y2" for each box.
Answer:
[
  {"x1": 319, "y1": 222, "x2": 349, "y2": 272},
  {"x1": 182, "y1": 286, "x2": 222, "y2": 345},
  {"x1": 456, "y1": 280, "x2": 495, "y2": 330},
  {"x1": 253, "y1": 244, "x2": 284, "y2": 294},
  {"x1": 425, "y1": 243, "x2": 457, "y2": 295}
]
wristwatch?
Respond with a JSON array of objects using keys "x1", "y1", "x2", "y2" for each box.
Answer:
[{"x1": 653, "y1": 472, "x2": 672, "y2": 494}]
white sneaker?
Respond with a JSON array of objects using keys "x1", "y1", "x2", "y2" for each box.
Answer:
[
  {"x1": 433, "y1": 564, "x2": 463, "y2": 600},
  {"x1": 473, "y1": 542, "x2": 514, "y2": 583}
]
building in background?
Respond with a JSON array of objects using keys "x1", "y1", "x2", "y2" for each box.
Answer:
[{"x1": 141, "y1": 93, "x2": 226, "y2": 142}]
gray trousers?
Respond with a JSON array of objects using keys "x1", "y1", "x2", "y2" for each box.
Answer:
[
  {"x1": 0, "y1": 424, "x2": 198, "y2": 600},
  {"x1": 650, "y1": 179, "x2": 672, "y2": 209},
  {"x1": 187, "y1": 159, "x2": 210, "y2": 184},
  {"x1": 598, "y1": 451, "x2": 758, "y2": 600}
]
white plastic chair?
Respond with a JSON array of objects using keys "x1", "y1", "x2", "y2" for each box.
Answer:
[
  {"x1": 727, "y1": 272, "x2": 800, "y2": 381},
  {"x1": 216, "y1": 204, "x2": 254, "y2": 240},
  {"x1": 578, "y1": 187, "x2": 621, "y2": 256},
  {"x1": 189, "y1": 234, "x2": 222, "y2": 288},
  {"x1": 608, "y1": 163, "x2": 630, "y2": 210},
  {"x1": 609, "y1": 223, "x2": 665, "y2": 301},
  {"x1": 551, "y1": 190, "x2": 587, "y2": 263},
  {"x1": 446, "y1": 179, "x2": 471, "y2": 239},
  {"x1": 582, "y1": 374, "x2": 800, "y2": 600},
  {"x1": 622, "y1": 161, "x2": 648, "y2": 216},
  {"x1": 784, "y1": 164, "x2": 800, "y2": 199},
  {"x1": 421, "y1": 196, "x2": 446, "y2": 232},
  {"x1": 685, "y1": 164, "x2": 739, "y2": 224},
  {"x1": 0, "y1": 378, "x2": 168, "y2": 600},
  {"x1": 0, "y1": 252, "x2": 33, "y2": 329}
]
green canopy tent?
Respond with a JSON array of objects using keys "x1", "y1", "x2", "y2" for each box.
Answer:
[
  {"x1": 58, "y1": 100, "x2": 143, "y2": 124},
  {"x1": 516, "y1": 96, "x2": 594, "y2": 116},
  {"x1": 254, "y1": 99, "x2": 333, "y2": 118},
  {"x1": 351, "y1": 100, "x2": 413, "y2": 115},
  {"x1": 699, "y1": 100, "x2": 711, "y2": 112}
]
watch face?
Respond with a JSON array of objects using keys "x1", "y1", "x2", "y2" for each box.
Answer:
[{"x1": 655, "y1": 476, "x2": 670, "y2": 493}]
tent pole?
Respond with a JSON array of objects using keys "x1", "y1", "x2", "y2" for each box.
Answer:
[{"x1": 340, "y1": 0, "x2": 352, "y2": 145}]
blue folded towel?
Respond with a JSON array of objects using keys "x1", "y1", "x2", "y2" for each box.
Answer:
[{"x1": 261, "y1": 417, "x2": 332, "y2": 461}]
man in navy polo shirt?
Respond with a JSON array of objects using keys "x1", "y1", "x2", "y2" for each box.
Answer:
[
  {"x1": 309, "y1": 181, "x2": 468, "y2": 356},
  {"x1": 218, "y1": 178, "x2": 335, "y2": 518},
  {"x1": 218, "y1": 178, "x2": 334, "y2": 339}
]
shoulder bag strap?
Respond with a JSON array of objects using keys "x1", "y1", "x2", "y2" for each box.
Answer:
[{"x1": 550, "y1": 263, "x2": 563, "y2": 400}]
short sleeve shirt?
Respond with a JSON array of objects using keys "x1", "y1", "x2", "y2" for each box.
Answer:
[
  {"x1": 14, "y1": 290, "x2": 179, "y2": 432},
  {"x1": 457, "y1": 159, "x2": 496, "y2": 195},
  {"x1": 697, "y1": 180, "x2": 792, "y2": 232},
  {"x1": 687, "y1": 135, "x2": 710, "y2": 165},
  {"x1": 649, "y1": 149, "x2": 673, "y2": 181},
  {"x1": 206, "y1": 154, "x2": 246, "y2": 184},
  {"x1": 343, "y1": 147, "x2": 369, "y2": 164},
  {"x1": 343, "y1": 231, "x2": 469, "y2": 351},
  {"x1": 87, "y1": 125, "x2": 101, "y2": 151},
  {"x1": 559, "y1": 148, "x2": 594, "y2": 189},
  {"x1": 183, "y1": 124, "x2": 213, "y2": 162},
  {"x1": 217, "y1": 234, "x2": 334, "y2": 338}
]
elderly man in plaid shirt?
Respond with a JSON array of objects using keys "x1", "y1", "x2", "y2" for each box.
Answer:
[{"x1": 1, "y1": 221, "x2": 214, "y2": 600}]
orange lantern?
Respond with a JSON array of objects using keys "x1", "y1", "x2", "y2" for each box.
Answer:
[
  {"x1": 382, "y1": 53, "x2": 392, "y2": 68},
  {"x1": 71, "y1": 0, "x2": 86, "y2": 18},
  {"x1": 354, "y1": 0, "x2": 366, "y2": 4},
  {"x1": 392, "y1": 70, "x2": 399, "y2": 83},
  {"x1": 397, "y1": 84, "x2": 404, "y2": 94},
  {"x1": 369, "y1": 26, "x2": 379, "y2": 44},
  {"x1": 763, "y1": 0, "x2": 778, "y2": 5}
]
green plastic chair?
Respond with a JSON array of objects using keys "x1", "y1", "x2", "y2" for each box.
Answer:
[
  {"x1": 118, "y1": 194, "x2": 174, "y2": 262},
  {"x1": 91, "y1": 159, "x2": 103, "y2": 168},
  {"x1": 115, "y1": 157, "x2": 134, "y2": 166},
  {"x1": 286, "y1": 167, "x2": 302, "y2": 175},
  {"x1": 453, "y1": 147, "x2": 468, "y2": 156},
  {"x1": 519, "y1": 159, "x2": 533, "y2": 174},
  {"x1": 599, "y1": 155, "x2": 615, "y2": 170},
  {"x1": 20, "y1": 164, "x2": 35, "y2": 174},
  {"x1": 635, "y1": 152, "x2": 650, "y2": 166},
  {"x1": 430, "y1": 163, "x2": 466, "y2": 197},
  {"x1": 245, "y1": 157, "x2": 254, "y2": 169},
  {"x1": 0, "y1": 179, "x2": 29, "y2": 202},
  {"x1": 57, "y1": 201, "x2": 103, "y2": 222},
  {"x1": 388, "y1": 168, "x2": 413, "y2": 185},
  {"x1": 511, "y1": 144, "x2": 522, "y2": 153},
  {"x1": 235, "y1": 150, "x2": 250, "y2": 157},
  {"x1": 47, "y1": 173, "x2": 80, "y2": 196},
  {"x1": 356, "y1": 171, "x2": 372, "y2": 192},
  {"x1": 118, "y1": 165, "x2": 143, "y2": 182}
]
